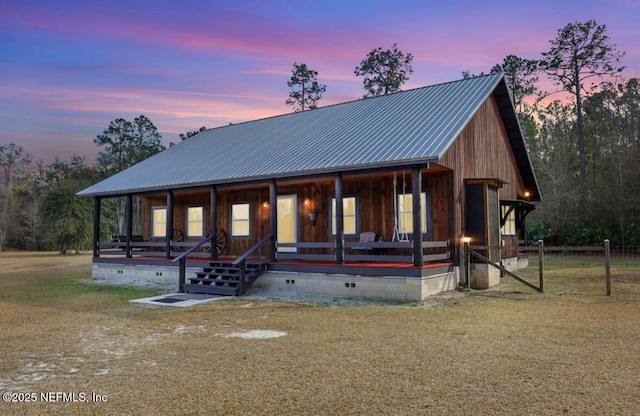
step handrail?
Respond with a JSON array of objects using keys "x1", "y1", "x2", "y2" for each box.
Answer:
[
  {"x1": 232, "y1": 233, "x2": 274, "y2": 266},
  {"x1": 172, "y1": 233, "x2": 216, "y2": 264},
  {"x1": 233, "y1": 233, "x2": 273, "y2": 295},
  {"x1": 172, "y1": 233, "x2": 216, "y2": 293}
]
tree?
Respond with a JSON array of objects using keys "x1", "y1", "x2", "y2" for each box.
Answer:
[
  {"x1": 0, "y1": 143, "x2": 33, "y2": 250},
  {"x1": 354, "y1": 43, "x2": 413, "y2": 97},
  {"x1": 583, "y1": 79, "x2": 640, "y2": 245},
  {"x1": 13, "y1": 161, "x2": 47, "y2": 250},
  {"x1": 541, "y1": 20, "x2": 626, "y2": 194},
  {"x1": 464, "y1": 55, "x2": 542, "y2": 115},
  {"x1": 94, "y1": 115, "x2": 165, "y2": 176},
  {"x1": 94, "y1": 115, "x2": 165, "y2": 234},
  {"x1": 286, "y1": 63, "x2": 326, "y2": 111},
  {"x1": 41, "y1": 156, "x2": 97, "y2": 253},
  {"x1": 178, "y1": 126, "x2": 207, "y2": 142},
  {"x1": 491, "y1": 55, "x2": 543, "y2": 115},
  {"x1": 528, "y1": 100, "x2": 580, "y2": 241}
]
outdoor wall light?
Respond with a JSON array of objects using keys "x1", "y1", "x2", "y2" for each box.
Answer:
[
  {"x1": 262, "y1": 201, "x2": 269, "y2": 208},
  {"x1": 518, "y1": 191, "x2": 531, "y2": 200},
  {"x1": 461, "y1": 236, "x2": 471, "y2": 244},
  {"x1": 308, "y1": 209, "x2": 318, "y2": 226}
]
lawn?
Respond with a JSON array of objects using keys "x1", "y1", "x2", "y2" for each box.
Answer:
[{"x1": 0, "y1": 252, "x2": 639, "y2": 415}]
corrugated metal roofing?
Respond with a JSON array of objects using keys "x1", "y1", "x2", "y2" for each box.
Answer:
[{"x1": 78, "y1": 73, "x2": 537, "y2": 198}]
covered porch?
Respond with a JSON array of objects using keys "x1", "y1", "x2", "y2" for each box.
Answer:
[{"x1": 89, "y1": 164, "x2": 459, "y2": 299}]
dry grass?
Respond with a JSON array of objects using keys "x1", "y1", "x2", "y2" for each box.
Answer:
[{"x1": 0, "y1": 252, "x2": 639, "y2": 415}]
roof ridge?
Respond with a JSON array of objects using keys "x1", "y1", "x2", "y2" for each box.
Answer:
[{"x1": 209, "y1": 73, "x2": 503, "y2": 132}]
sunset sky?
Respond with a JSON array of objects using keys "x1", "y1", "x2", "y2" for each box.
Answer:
[{"x1": 1, "y1": 0, "x2": 638, "y2": 164}]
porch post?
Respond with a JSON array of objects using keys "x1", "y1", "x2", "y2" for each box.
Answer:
[
  {"x1": 412, "y1": 166, "x2": 423, "y2": 267},
  {"x1": 210, "y1": 185, "x2": 217, "y2": 260},
  {"x1": 335, "y1": 173, "x2": 344, "y2": 265},
  {"x1": 126, "y1": 194, "x2": 133, "y2": 258},
  {"x1": 166, "y1": 190, "x2": 174, "y2": 258},
  {"x1": 93, "y1": 197, "x2": 101, "y2": 258},
  {"x1": 269, "y1": 180, "x2": 277, "y2": 262}
]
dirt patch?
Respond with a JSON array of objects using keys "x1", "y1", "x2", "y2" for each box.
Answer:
[{"x1": 218, "y1": 330, "x2": 288, "y2": 339}]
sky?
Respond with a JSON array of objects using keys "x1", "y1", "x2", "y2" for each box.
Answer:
[{"x1": 1, "y1": 0, "x2": 639, "y2": 164}]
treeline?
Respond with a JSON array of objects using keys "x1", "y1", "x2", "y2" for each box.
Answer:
[
  {"x1": 1, "y1": 19, "x2": 638, "y2": 252},
  {"x1": 0, "y1": 116, "x2": 166, "y2": 253},
  {"x1": 527, "y1": 77, "x2": 640, "y2": 246},
  {"x1": 484, "y1": 20, "x2": 639, "y2": 246}
]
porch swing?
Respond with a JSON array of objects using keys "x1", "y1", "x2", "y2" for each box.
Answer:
[{"x1": 392, "y1": 171, "x2": 410, "y2": 242}]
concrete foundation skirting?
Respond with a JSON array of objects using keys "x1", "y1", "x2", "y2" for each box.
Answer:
[
  {"x1": 91, "y1": 263, "x2": 194, "y2": 291},
  {"x1": 469, "y1": 256, "x2": 529, "y2": 290},
  {"x1": 252, "y1": 270, "x2": 458, "y2": 302},
  {"x1": 92, "y1": 262, "x2": 459, "y2": 301}
]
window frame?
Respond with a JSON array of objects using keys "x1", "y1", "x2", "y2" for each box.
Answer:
[
  {"x1": 186, "y1": 205, "x2": 205, "y2": 239},
  {"x1": 396, "y1": 191, "x2": 432, "y2": 238},
  {"x1": 501, "y1": 205, "x2": 516, "y2": 236},
  {"x1": 329, "y1": 195, "x2": 359, "y2": 238},
  {"x1": 151, "y1": 206, "x2": 167, "y2": 238},
  {"x1": 230, "y1": 202, "x2": 252, "y2": 239}
]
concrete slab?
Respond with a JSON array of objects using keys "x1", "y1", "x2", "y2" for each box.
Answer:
[{"x1": 130, "y1": 293, "x2": 229, "y2": 308}]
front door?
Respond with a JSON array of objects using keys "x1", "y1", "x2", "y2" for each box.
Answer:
[{"x1": 277, "y1": 195, "x2": 297, "y2": 252}]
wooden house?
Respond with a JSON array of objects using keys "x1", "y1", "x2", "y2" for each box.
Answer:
[{"x1": 77, "y1": 73, "x2": 540, "y2": 301}]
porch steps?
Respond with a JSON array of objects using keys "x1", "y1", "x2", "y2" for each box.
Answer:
[{"x1": 182, "y1": 261, "x2": 266, "y2": 296}]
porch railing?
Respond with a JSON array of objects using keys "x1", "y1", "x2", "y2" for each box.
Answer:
[
  {"x1": 276, "y1": 239, "x2": 451, "y2": 264},
  {"x1": 96, "y1": 236, "x2": 451, "y2": 265},
  {"x1": 277, "y1": 242, "x2": 336, "y2": 261},
  {"x1": 96, "y1": 239, "x2": 211, "y2": 258}
]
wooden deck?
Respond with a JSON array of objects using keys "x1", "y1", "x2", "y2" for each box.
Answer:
[{"x1": 92, "y1": 256, "x2": 454, "y2": 278}]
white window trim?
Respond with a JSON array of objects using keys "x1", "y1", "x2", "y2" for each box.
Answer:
[
  {"x1": 330, "y1": 196, "x2": 358, "y2": 238},
  {"x1": 230, "y1": 202, "x2": 251, "y2": 238},
  {"x1": 186, "y1": 205, "x2": 205, "y2": 238},
  {"x1": 151, "y1": 206, "x2": 167, "y2": 238},
  {"x1": 397, "y1": 192, "x2": 430, "y2": 236}
]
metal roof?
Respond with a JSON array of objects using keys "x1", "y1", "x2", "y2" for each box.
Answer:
[{"x1": 78, "y1": 73, "x2": 540, "y2": 199}]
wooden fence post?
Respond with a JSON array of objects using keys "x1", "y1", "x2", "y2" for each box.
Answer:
[
  {"x1": 605, "y1": 239, "x2": 611, "y2": 296},
  {"x1": 538, "y1": 240, "x2": 544, "y2": 293}
]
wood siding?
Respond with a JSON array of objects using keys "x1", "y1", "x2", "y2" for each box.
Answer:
[
  {"x1": 439, "y1": 95, "x2": 527, "y2": 240},
  {"x1": 141, "y1": 169, "x2": 453, "y2": 257}
]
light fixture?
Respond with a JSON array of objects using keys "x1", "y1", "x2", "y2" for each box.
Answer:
[
  {"x1": 304, "y1": 198, "x2": 311, "y2": 206},
  {"x1": 308, "y1": 209, "x2": 318, "y2": 226},
  {"x1": 262, "y1": 201, "x2": 269, "y2": 208},
  {"x1": 461, "y1": 236, "x2": 471, "y2": 244}
]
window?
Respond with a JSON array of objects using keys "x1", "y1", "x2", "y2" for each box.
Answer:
[
  {"x1": 330, "y1": 196, "x2": 357, "y2": 237},
  {"x1": 152, "y1": 207, "x2": 167, "y2": 238},
  {"x1": 230, "y1": 203, "x2": 251, "y2": 238},
  {"x1": 186, "y1": 206, "x2": 204, "y2": 238},
  {"x1": 501, "y1": 206, "x2": 516, "y2": 236},
  {"x1": 397, "y1": 192, "x2": 428, "y2": 234}
]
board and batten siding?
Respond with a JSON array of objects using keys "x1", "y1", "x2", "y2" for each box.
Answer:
[
  {"x1": 140, "y1": 168, "x2": 453, "y2": 257},
  {"x1": 439, "y1": 94, "x2": 527, "y2": 240}
]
